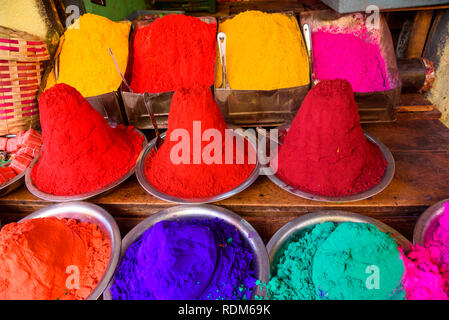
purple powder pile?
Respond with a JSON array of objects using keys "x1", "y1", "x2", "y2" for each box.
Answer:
[
  {"x1": 110, "y1": 219, "x2": 256, "y2": 300},
  {"x1": 312, "y1": 29, "x2": 391, "y2": 92}
]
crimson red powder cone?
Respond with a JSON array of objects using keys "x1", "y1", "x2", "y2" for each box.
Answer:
[
  {"x1": 145, "y1": 86, "x2": 255, "y2": 198},
  {"x1": 31, "y1": 83, "x2": 144, "y2": 196},
  {"x1": 276, "y1": 79, "x2": 387, "y2": 196}
]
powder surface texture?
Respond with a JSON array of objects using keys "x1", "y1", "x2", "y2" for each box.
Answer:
[
  {"x1": 0, "y1": 217, "x2": 110, "y2": 300},
  {"x1": 268, "y1": 222, "x2": 405, "y2": 300},
  {"x1": 111, "y1": 219, "x2": 256, "y2": 300},
  {"x1": 276, "y1": 79, "x2": 386, "y2": 196},
  {"x1": 216, "y1": 10, "x2": 309, "y2": 90},
  {"x1": 312, "y1": 29, "x2": 391, "y2": 92},
  {"x1": 31, "y1": 83, "x2": 144, "y2": 196},
  {"x1": 45, "y1": 13, "x2": 130, "y2": 97},
  {"x1": 402, "y1": 202, "x2": 449, "y2": 300},
  {"x1": 145, "y1": 86, "x2": 255, "y2": 198},
  {"x1": 131, "y1": 14, "x2": 216, "y2": 93}
]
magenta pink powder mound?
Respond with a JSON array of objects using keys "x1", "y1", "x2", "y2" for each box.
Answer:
[
  {"x1": 402, "y1": 202, "x2": 449, "y2": 300},
  {"x1": 312, "y1": 30, "x2": 391, "y2": 93}
]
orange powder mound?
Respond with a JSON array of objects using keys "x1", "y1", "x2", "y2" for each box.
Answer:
[{"x1": 0, "y1": 217, "x2": 110, "y2": 300}]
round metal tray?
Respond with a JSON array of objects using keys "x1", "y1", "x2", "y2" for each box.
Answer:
[
  {"x1": 136, "y1": 130, "x2": 260, "y2": 204},
  {"x1": 0, "y1": 134, "x2": 36, "y2": 197},
  {"x1": 24, "y1": 129, "x2": 147, "y2": 202},
  {"x1": 267, "y1": 210, "x2": 412, "y2": 273},
  {"x1": 413, "y1": 198, "x2": 449, "y2": 246},
  {"x1": 19, "y1": 201, "x2": 121, "y2": 300},
  {"x1": 103, "y1": 204, "x2": 270, "y2": 300},
  {"x1": 0, "y1": 168, "x2": 26, "y2": 198},
  {"x1": 263, "y1": 126, "x2": 395, "y2": 202}
]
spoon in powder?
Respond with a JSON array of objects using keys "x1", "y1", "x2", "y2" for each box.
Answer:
[{"x1": 303, "y1": 24, "x2": 319, "y2": 87}]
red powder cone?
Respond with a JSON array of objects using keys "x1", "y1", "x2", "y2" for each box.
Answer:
[
  {"x1": 131, "y1": 15, "x2": 217, "y2": 93},
  {"x1": 276, "y1": 79, "x2": 387, "y2": 196},
  {"x1": 31, "y1": 83, "x2": 144, "y2": 195},
  {"x1": 145, "y1": 86, "x2": 255, "y2": 198}
]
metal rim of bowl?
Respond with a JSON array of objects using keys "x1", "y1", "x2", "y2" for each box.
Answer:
[
  {"x1": 0, "y1": 134, "x2": 36, "y2": 197},
  {"x1": 263, "y1": 126, "x2": 395, "y2": 203},
  {"x1": 136, "y1": 130, "x2": 260, "y2": 204},
  {"x1": 267, "y1": 210, "x2": 412, "y2": 272},
  {"x1": 24, "y1": 128, "x2": 148, "y2": 202},
  {"x1": 0, "y1": 167, "x2": 27, "y2": 196},
  {"x1": 19, "y1": 201, "x2": 121, "y2": 300},
  {"x1": 103, "y1": 204, "x2": 270, "y2": 300},
  {"x1": 413, "y1": 198, "x2": 449, "y2": 246}
]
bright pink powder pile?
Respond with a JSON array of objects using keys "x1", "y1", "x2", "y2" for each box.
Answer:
[
  {"x1": 312, "y1": 29, "x2": 391, "y2": 93},
  {"x1": 401, "y1": 202, "x2": 449, "y2": 300}
]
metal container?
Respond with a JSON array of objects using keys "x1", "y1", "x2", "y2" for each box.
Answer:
[
  {"x1": 267, "y1": 210, "x2": 412, "y2": 275},
  {"x1": 0, "y1": 169, "x2": 26, "y2": 198},
  {"x1": 299, "y1": 10, "x2": 402, "y2": 123},
  {"x1": 121, "y1": 16, "x2": 217, "y2": 130},
  {"x1": 86, "y1": 91, "x2": 126, "y2": 126},
  {"x1": 263, "y1": 126, "x2": 395, "y2": 202},
  {"x1": 103, "y1": 204, "x2": 270, "y2": 300},
  {"x1": 24, "y1": 129, "x2": 148, "y2": 202},
  {"x1": 136, "y1": 130, "x2": 260, "y2": 204},
  {"x1": 215, "y1": 12, "x2": 310, "y2": 127},
  {"x1": 121, "y1": 90, "x2": 172, "y2": 129},
  {"x1": 215, "y1": 85, "x2": 309, "y2": 127},
  {"x1": 0, "y1": 134, "x2": 40, "y2": 197},
  {"x1": 413, "y1": 198, "x2": 449, "y2": 246},
  {"x1": 20, "y1": 201, "x2": 121, "y2": 300}
]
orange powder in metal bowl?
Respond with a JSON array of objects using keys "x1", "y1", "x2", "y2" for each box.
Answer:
[{"x1": 0, "y1": 217, "x2": 110, "y2": 300}]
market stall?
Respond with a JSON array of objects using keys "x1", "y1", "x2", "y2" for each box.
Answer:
[{"x1": 0, "y1": 0, "x2": 449, "y2": 302}]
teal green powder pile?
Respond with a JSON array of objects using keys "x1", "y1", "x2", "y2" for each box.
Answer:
[{"x1": 268, "y1": 222, "x2": 405, "y2": 300}]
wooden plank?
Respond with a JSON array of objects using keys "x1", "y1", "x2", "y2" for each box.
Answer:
[
  {"x1": 0, "y1": 119, "x2": 447, "y2": 242},
  {"x1": 405, "y1": 10, "x2": 434, "y2": 58},
  {"x1": 0, "y1": 119, "x2": 447, "y2": 212}
]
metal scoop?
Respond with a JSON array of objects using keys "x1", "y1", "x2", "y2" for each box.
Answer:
[
  {"x1": 303, "y1": 24, "x2": 319, "y2": 87},
  {"x1": 143, "y1": 92, "x2": 163, "y2": 151},
  {"x1": 109, "y1": 48, "x2": 133, "y2": 93},
  {"x1": 217, "y1": 32, "x2": 230, "y2": 89},
  {"x1": 109, "y1": 48, "x2": 162, "y2": 150}
]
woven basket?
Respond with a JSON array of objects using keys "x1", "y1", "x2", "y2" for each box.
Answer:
[{"x1": 0, "y1": 26, "x2": 49, "y2": 135}]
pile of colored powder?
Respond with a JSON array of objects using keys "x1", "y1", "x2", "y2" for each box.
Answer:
[
  {"x1": 0, "y1": 217, "x2": 110, "y2": 300},
  {"x1": 312, "y1": 28, "x2": 391, "y2": 92},
  {"x1": 45, "y1": 13, "x2": 130, "y2": 97},
  {"x1": 268, "y1": 222, "x2": 405, "y2": 300},
  {"x1": 145, "y1": 86, "x2": 255, "y2": 198},
  {"x1": 131, "y1": 14, "x2": 216, "y2": 93},
  {"x1": 276, "y1": 79, "x2": 386, "y2": 196},
  {"x1": 31, "y1": 83, "x2": 144, "y2": 196},
  {"x1": 110, "y1": 219, "x2": 256, "y2": 300},
  {"x1": 216, "y1": 10, "x2": 309, "y2": 90},
  {"x1": 401, "y1": 202, "x2": 449, "y2": 300}
]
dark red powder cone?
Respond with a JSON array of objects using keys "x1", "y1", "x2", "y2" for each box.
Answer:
[
  {"x1": 276, "y1": 79, "x2": 387, "y2": 196},
  {"x1": 145, "y1": 86, "x2": 255, "y2": 198},
  {"x1": 31, "y1": 84, "x2": 144, "y2": 196}
]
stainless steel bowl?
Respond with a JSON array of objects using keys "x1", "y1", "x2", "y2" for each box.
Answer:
[
  {"x1": 24, "y1": 129, "x2": 147, "y2": 202},
  {"x1": 19, "y1": 201, "x2": 121, "y2": 300},
  {"x1": 414, "y1": 198, "x2": 449, "y2": 246},
  {"x1": 0, "y1": 134, "x2": 38, "y2": 197},
  {"x1": 263, "y1": 126, "x2": 395, "y2": 202},
  {"x1": 103, "y1": 204, "x2": 270, "y2": 300},
  {"x1": 0, "y1": 169, "x2": 26, "y2": 197},
  {"x1": 136, "y1": 130, "x2": 260, "y2": 204},
  {"x1": 267, "y1": 210, "x2": 412, "y2": 272}
]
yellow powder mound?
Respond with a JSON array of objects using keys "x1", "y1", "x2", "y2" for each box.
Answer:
[
  {"x1": 216, "y1": 10, "x2": 310, "y2": 90},
  {"x1": 45, "y1": 13, "x2": 130, "y2": 97}
]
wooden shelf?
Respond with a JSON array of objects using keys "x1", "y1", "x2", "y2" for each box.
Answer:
[{"x1": 0, "y1": 118, "x2": 448, "y2": 243}]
